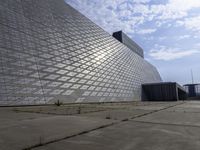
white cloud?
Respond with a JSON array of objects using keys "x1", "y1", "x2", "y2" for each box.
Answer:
[
  {"x1": 182, "y1": 16, "x2": 200, "y2": 32},
  {"x1": 158, "y1": 36, "x2": 167, "y2": 41},
  {"x1": 65, "y1": 0, "x2": 200, "y2": 36},
  {"x1": 178, "y1": 35, "x2": 191, "y2": 40},
  {"x1": 66, "y1": 0, "x2": 200, "y2": 39},
  {"x1": 168, "y1": 0, "x2": 200, "y2": 11},
  {"x1": 154, "y1": 0, "x2": 200, "y2": 20},
  {"x1": 65, "y1": 0, "x2": 140, "y2": 35},
  {"x1": 133, "y1": 0, "x2": 151, "y2": 3},
  {"x1": 149, "y1": 45, "x2": 200, "y2": 61},
  {"x1": 175, "y1": 16, "x2": 200, "y2": 33},
  {"x1": 137, "y1": 28, "x2": 156, "y2": 34},
  {"x1": 131, "y1": 4, "x2": 149, "y2": 15},
  {"x1": 194, "y1": 43, "x2": 200, "y2": 48},
  {"x1": 175, "y1": 20, "x2": 185, "y2": 26}
]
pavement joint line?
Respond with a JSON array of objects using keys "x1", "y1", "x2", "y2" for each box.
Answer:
[
  {"x1": 131, "y1": 120, "x2": 200, "y2": 128},
  {"x1": 165, "y1": 110, "x2": 200, "y2": 114},
  {"x1": 23, "y1": 102, "x2": 185, "y2": 150},
  {"x1": 130, "y1": 102, "x2": 185, "y2": 120},
  {"x1": 13, "y1": 109, "x2": 109, "y2": 116},
  {"x1": 22, "y1": 122, "x2": 116, "y2": 150}
]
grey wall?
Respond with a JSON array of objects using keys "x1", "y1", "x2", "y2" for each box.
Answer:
[{"x1": 0, "y1": 0, "x2": 162, "y2": 106}]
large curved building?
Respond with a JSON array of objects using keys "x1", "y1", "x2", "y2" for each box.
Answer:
[{"x1": 0, "y1": 0, "x2": 161, "y2": 106}]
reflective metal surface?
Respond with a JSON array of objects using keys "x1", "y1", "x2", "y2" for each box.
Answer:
[{"x1": 0, "y1": 0, "x2": 161, "y2": 105}]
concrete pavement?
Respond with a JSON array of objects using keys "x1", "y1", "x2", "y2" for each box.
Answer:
[{"x1": 1, "y1": 101, "x2": 200, "y2": 150}]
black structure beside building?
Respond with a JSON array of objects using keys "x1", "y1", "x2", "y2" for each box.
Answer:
[
  {"x1": 184, "y1": 84, "x2": 200, "y2": 100},
  {"x1": 113, "y1": 31, "x2": 144, "y2": 58},
  {"x1": 142, "y1": 82, "x2": 187, "y2": 101}
]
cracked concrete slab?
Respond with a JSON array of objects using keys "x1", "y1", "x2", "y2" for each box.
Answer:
[
  {"x1": 0, "y1": 115, "x2": 115, "y2": 150},
  {"x1": 166, "y1": 101, "x2": 200, "y2": 113},
  {"x1": 75, "y1": 109, "x2": 152, "y2": 120},
  {"x1": 33, "y1": 121, "x2": 200, "y2": 150},
  {"x1": 0, "y1": 101, "x2": 197, "y2": 150},
  {"x1": 133, "y1": 102, "x2": 200, "y2": 127}
]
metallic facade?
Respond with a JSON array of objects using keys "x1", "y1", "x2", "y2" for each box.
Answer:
[{"x1": 0, "y1": 0, "x2": 161, "y2": 106}]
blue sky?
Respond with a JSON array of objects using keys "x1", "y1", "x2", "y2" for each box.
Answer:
[{"x1": 65, "y1": 0, "x2": 200, "y2": 85}]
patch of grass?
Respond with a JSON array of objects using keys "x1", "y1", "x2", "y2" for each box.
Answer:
[
  {"x1": 54, "y1": 100, "x2": 63, "y2": 106},
  {"x1": 77, "y1": 106, "x2": 81, "y2": 114},
  {"x1": 105, "y1": 116, "x2": 111, "y2": 119}
]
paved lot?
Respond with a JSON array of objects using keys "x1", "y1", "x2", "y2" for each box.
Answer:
[{"x1": 1, "y1": 101, "x2": 200, "y2": 150}]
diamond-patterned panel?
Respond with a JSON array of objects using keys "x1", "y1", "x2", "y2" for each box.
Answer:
[{"x1": 0, "y1": 0, "x2": 161, "y2": 105}]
